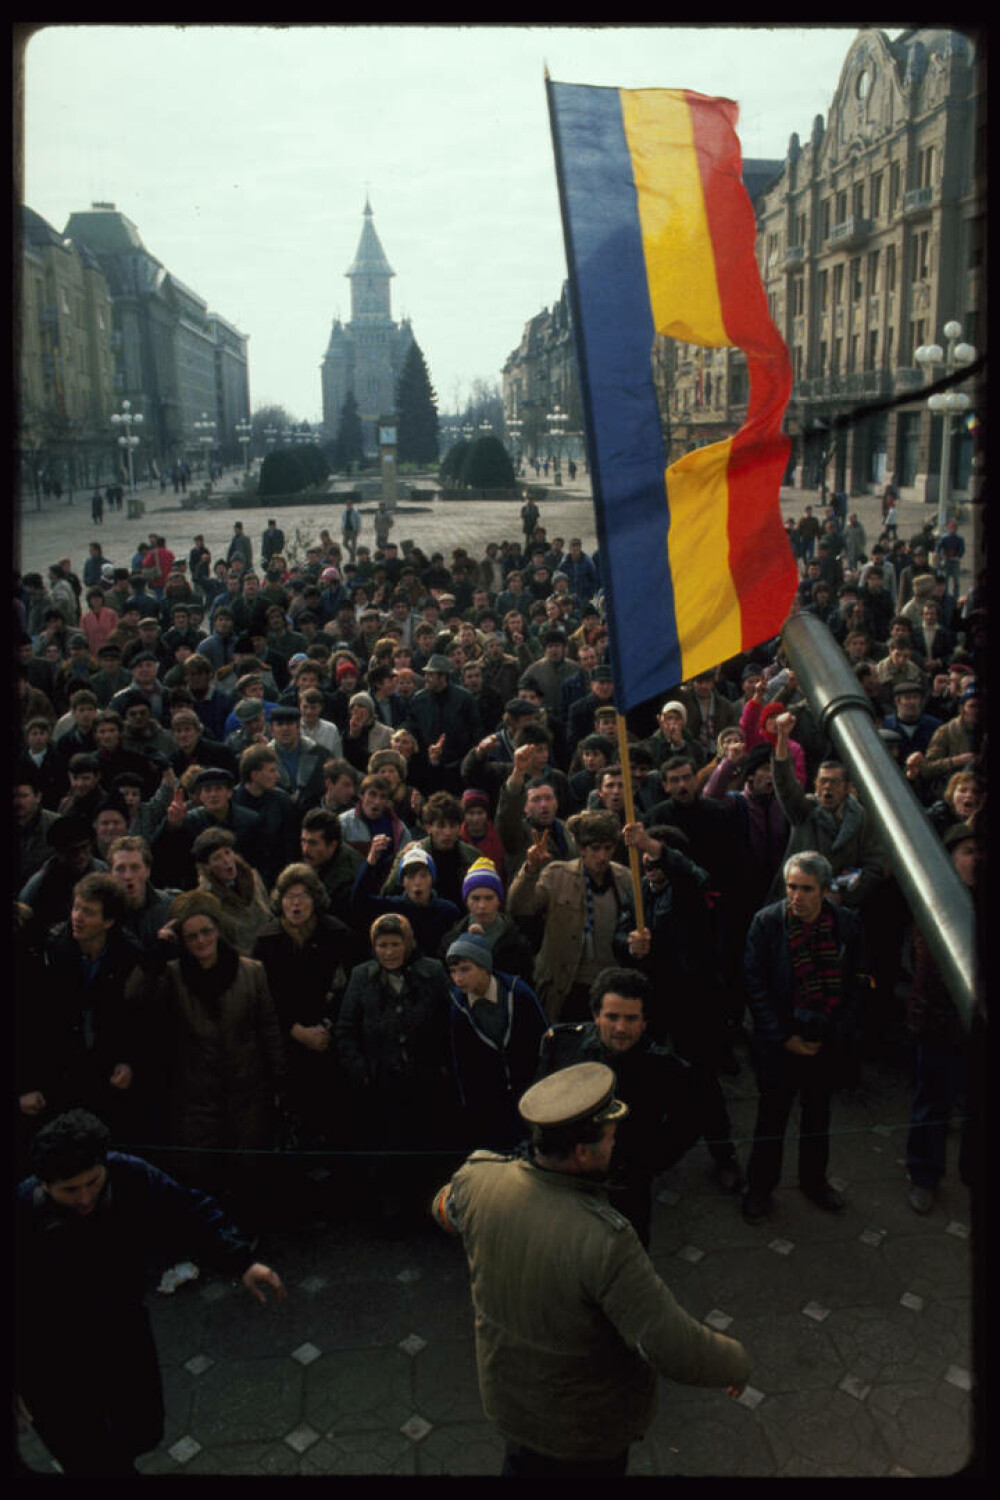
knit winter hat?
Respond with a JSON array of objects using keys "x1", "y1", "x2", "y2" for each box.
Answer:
[
  {"x1": 446, "y1": 931, "x2": 494, "y2": 974},
  {"x1": 461, "y1": 857, "x2": 504, "y2": 902},
  {"x1": 659, "y1": 699, "x2": 687, "y2": 723},
  {"x1": 400, "y1": 847, "x2": 437, "y2": 882}
]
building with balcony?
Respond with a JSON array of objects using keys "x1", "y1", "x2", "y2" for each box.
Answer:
[{"x1": 757, "y1": 26, "x2": 984, "y2": 503}]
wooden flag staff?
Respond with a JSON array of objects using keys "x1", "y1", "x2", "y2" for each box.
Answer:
[{"x1": 615, "y1": 710, "x2": 645, "y2": 920}]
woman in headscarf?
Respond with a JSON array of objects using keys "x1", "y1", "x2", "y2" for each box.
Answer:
[{"x1": 342, "y1": 691, "x2": 392, "y2": 774}]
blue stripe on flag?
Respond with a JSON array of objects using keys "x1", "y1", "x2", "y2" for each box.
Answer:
[{"x1": 548, "y1": 81, "x2": 680, "y2": 703}]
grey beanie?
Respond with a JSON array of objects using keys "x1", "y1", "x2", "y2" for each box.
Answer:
[{"x1": 446, "y1": 932, "x2": 494, "y2": 974}]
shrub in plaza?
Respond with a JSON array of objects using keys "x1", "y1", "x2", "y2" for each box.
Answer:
[
  {"x1": 440, "y1": 439, "x2": 469, "y2": 487},
  {"x1": 458, "y1": 435, "x2": 516, "y2": 491},
  {"x1": 259, "y1": 449, "x2": 310, "y2": 497}
]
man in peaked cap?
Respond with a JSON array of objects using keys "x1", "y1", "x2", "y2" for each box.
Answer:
[{"x1": 432, "y1": 1062, "x2": 748, "y2": 1476}]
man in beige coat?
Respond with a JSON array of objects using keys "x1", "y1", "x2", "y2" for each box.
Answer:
[
  {"x1": 433, "y1": 1063, "x2": 748, "y2": 1475},
  {"x1": 507, "y1": 810, "x2": 647, "y2": 1022}
]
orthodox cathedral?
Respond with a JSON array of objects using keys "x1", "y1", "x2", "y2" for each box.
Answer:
[{"x1": 320, "y1": 198, "x2": 414, "y2": 454}]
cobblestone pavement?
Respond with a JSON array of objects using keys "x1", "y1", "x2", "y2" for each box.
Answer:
[{"x1": 18, "y1": 1044, "x2": 982, "y2": 1477}]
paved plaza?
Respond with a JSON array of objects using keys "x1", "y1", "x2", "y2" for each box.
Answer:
[
  {"x1": 17, "y1": 1045, "x2": 980, "y2": 1477},
  {"x1": 15, "y1": 476, "x2": 982, "y2": 1475},
  {"x1": 15, "y1": 468, "x2": 980, "y2": 595}
]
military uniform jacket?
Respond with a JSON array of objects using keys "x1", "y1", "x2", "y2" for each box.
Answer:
[{"x1": 437, "y1": 1152, "x2": 748, "y2": 1460}]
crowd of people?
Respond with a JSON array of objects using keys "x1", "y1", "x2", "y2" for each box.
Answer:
[{"x1": 13, "y1": 498, "x2": 984, "y2": 1246}]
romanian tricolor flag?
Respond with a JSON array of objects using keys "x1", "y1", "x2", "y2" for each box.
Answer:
[{"x1": 547, "y1": 81, "x2": 798, "y2": 710}]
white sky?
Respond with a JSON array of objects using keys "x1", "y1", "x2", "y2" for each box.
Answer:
[{"x1": 21, "y1": 23, "x2": 882, "y2": 422}]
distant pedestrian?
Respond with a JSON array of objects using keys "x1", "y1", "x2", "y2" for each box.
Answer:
[
  {"x1": 91, "y1": 489, "x2": 104, "y2": 525},
  {"x1": 341, "y1": 501, "x2": 361, "y2": 562},
  {"x1": 884, "y1": 501, "x2": 899, "y2": 540}
]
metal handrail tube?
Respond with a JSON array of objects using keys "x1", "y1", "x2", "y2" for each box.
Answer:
[{"x1": 781, "y1": 612, "x2": 976, "y2": 1032}]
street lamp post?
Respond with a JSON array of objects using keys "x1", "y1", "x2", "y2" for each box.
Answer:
[
  {"x1": 915, "y1": 321, "x2": 977, "y2": 530},
  {"x1": 110, "y1": 398, "x2": 143, "y2": 515},
  {"x1": 507, "y1": 416, "x2": 522, "y2": 474},
  {"x1": 194, "y1": 411, "x2": 216, "y2": 485},
  {"x1": 546, "y1": 401, "x2": 567, "y2": 486},
  {"x1": 235, "y1": 418, "x2": 253, "y2": 474}
]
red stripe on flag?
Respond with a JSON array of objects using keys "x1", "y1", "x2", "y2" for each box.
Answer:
[{"x1": 685, "y1": 90, "x2": 797, "y2": 652}]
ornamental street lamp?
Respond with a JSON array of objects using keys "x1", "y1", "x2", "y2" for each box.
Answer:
[
  {"x1": 194, "y1": 411, "x2": 216, "y2": 481},
  {"x1": 546, "y1": 401, "x2": 567, "y2": 486},
  {"x1": 915, "y1": 321, "x2": 977, "y2": 531},
  {"x1": 507, "y1": 416, "x2": 523, "y2": 473},
  {"x1": 110, "y1": 398, "x2": 143, "y2": 502},
  {"x1": 235, "y1": 418, "x2": 253, "y2": 472}
]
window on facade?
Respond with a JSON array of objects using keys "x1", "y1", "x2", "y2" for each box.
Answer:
[
  {"x1": 793, "y1": 345, "x2": 803, "y2": 381},
  {"x1": 918, "y1": 231, "x2": 930, "y2": 280},
  {"x1": 885, "y1": 326, "x2": 894, "y2": 366},
  {"x1": 821, "y1": 199, "x2": 831, "y2": 240},
  {"x1": 851, "y1": 258, "x2": 863, "y2": 300},
  {"x1": 818, "y1": 268, "x2": 829, "y2": 312},
  {"x1": 868, "y1": 329, "x2": 878, "y2": 369},
  {"x1": 867, "y1": 250, "x2": 880, "y2": 292},
  {"x1": 849, "y1": 335, "x2": 860, "y2": 372},
  {"x1": 889, "y1": 162, "x2": 901, "y2": 209},
  {"x1": 886, "y1": 243, "x2": 897, "y2": 292},
  {"x1": 796, "y1": 212, "x2": 807, "y2": 247},
  {"x1": 870, "y1": 173, "x2": 882, "y2": 219},
  {"x1": 836, "y1": 191, "x2": 847, "y2": 224},
  {"x1": 833, "y1": 264, "x2": 844, "y2": 304},
  {"x1": 852, "y1": 183, "x2": 865, "y2": 219},
  {"x1": 832, "y1": 338, "x2": 842, "y2": 374},
  {"x1": 819, "y1": 340, "x2": 828, "y2": 374},
  {"x1": 793, "y1": 277, "x2": 804, "y2": 316},
  {"x1": 918, "y1": 145, "x2": 935, "y2": 189}
]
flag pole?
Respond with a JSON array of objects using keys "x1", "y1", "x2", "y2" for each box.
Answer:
[{"x1": 615, "y1": 710, "x2": 645, "y2": 923}]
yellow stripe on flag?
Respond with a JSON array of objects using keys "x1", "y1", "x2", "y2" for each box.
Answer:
[
  {"x1": 620, "y1": 89, "x2": 728, "y2": 347},
  {"x1": 666, "y1": 439, "x2": 744, "y2": 679}
]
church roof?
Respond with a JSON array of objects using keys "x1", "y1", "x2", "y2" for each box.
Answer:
[{"x1": 345, "y1": 197, "x2": 395, "y2": 279}]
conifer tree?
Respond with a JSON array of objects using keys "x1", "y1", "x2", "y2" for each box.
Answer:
[
  {"x1": 395, "y1": 342, "x2": 439, "y2": 465},
  {"x1": 335, "y1": 392, "x2": 365, "y2": 471}
]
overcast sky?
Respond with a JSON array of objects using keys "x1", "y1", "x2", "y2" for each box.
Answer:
[{"x1": 22, "y1": 24, "x2": 882, "y2": 423}]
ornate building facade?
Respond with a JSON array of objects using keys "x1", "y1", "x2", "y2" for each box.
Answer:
[
  {"x1": 58, "y1": 202, "x2": 250, "y2": 474},
  {"x1": 757, "y1": 26, "x2": 984, "y2": 503},
  {"x1": 20, "y1": 205, "x2": 116, "y2": 490},
  {"x1": 321, "y1": 199, "x2": 414, "y2": 455}
]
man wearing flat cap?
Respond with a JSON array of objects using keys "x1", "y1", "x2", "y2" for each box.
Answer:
[
  {"x1": 402, "y1": 653, "x2": 483, "y2": 791},
  {"x1": 152, "y1": 766, "x2": 265, "y2": 891},
  {"x1": 433, "y1": 1061, "x2": 748, "y2": 1475},
  {"x1": 267, "y1": 704, "x2": 326, "y2": 810}
]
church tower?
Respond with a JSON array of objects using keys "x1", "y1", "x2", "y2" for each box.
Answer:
[{"x1": 321, "y1": 198, "x2": 414, "y2": 455}]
